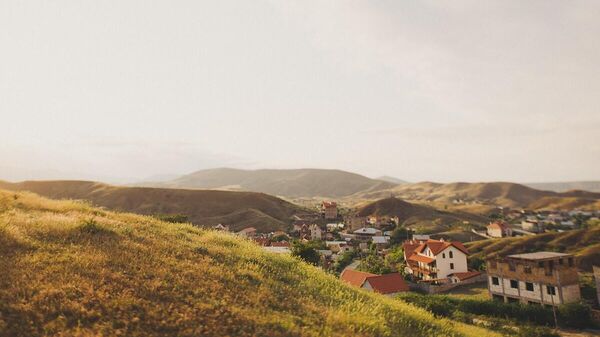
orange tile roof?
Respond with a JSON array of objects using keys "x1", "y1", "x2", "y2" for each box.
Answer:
[
  {"x1": 407, "y1": 253, "x2": 435, "y2": 264},
  {"x1": 365, "y1": 273, "x2": 409, "y2": 294},
  {"x1": 340, "y1": 269, "x2": 376, "y2": 287},
  {"x1": 450, "y1": 271, "x2": 482, "y2": 281},
  {"x1": 415, "y1": 239, "x2": 469, "y2": 256},
  {"x1": 402, "y1": 241, "x2": 422, "y2": 258}
]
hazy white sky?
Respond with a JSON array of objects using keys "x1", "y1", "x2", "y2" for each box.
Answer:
[{"x1": 1, "y1": 0, "x2": 599, "y2": 183}]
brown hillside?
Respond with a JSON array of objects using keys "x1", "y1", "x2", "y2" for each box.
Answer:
[
  {"x1": 356, "y1": 182, "x2": 600, "y2": 210},
  {"x1": 356, "y1": 197, "x2": 487, "y2": 233},
  {"x1": 465, "y1": 226, "x2": 600, "y2": 271},
  {"x1": 0, "y1": 180, "x2": 310, "y2": 232}
]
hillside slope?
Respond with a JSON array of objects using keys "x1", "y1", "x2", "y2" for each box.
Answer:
[
  {"x1": 0, "y1": 189, "x2": 497, "y2": 337},
  {"x1": 466, "y1": 226, "x2": 600, "y2": 271},
  {"x1": 152, "y1": 168, "x2": 396, "y2": 198},
  {"x1": 0, "y1": 180, "x2": 309, "y2": 232},
  {"x1": 357, "y1": 182, "x2": 600, "y2": 210},
  {"x1": 356, "y1": 197, "x2": 487, "y2": 233}
]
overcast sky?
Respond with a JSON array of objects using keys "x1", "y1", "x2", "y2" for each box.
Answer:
[{"x1": 1, "y1": 0, "x2": 599, "y2": 183}]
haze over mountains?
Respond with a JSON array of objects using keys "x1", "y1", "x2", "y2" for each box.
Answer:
[
  {"x1": 524, "y1": 181, "x2": 600, "y2": 193},
  {"x1": 1, "y1": 167, "x2": 598, "y2": 236},
  {"x1": 143, "y1": 168, "x2": 395, "y2": 198},
  {"x1": 357, "y1": 181, "x2": 600, "y2": 210},
  {"x1": 138, "y1": 167, "x2": 600, "y2": 210}
]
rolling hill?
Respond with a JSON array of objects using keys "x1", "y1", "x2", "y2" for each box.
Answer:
[
  {"x1": 0, "y1": 189, "x2": 497, "y2": 337},
  {"x1": 355, "y1": 197, "x2": 488, "y2": 233},
  {"x1": 465, "y1": 226, "x2": 600, "y2": 271},
  {"x1": 0, "y1": 180, "x2": 311, "y2": 232},
  {"x1": 146, "y1": 168, "x2": 396, "y2": 198},
  {"x1": 356, "y1": 181, "x2": 600, "y2": 210},
  {"x1": 376, "y1": 176, "x2": 409, "y2": 185},
  {"x1": 525, "y1": 181, "x2": 600, "y2": 193}
]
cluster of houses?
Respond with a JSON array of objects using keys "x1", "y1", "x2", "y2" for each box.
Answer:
[
  {"x1": 217, "y1": 201, "x2": 596, "y2": 307},
  {"x1": 488, "y1": 209, "x2": 600, "y2": 236}
]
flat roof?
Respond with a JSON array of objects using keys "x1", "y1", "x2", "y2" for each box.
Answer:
[{"x1": 507, "y1": 252, "x2": 571, "y2": 260}]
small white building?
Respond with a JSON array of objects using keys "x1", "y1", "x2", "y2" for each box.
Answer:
[
  {"x1": 403, "y1": 239, "x2": 469, "y2": 281},
  {"x1": 310, "y1": 224, "x2": 323, "y2": 240},
  {"x1": 487, "y1": 222, "x2": 512, "y2": 238}
]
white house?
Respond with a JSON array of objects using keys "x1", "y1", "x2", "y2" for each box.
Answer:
[
  {"x1": 487, "y1": 222, "x2": 512, "y2": 238},
  {"x1": 310, "y1": 224, "x2": 323, "y2": 240},
  {"x1": 403, "y1": 239, "x2": 469, "y2": 281}
]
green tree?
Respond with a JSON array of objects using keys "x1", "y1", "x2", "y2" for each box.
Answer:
[
  {"x1": 389, "y1": 227, "x2": 412, "y2": 245},
  {"x1": 291, "y1": 241, "x2": 321, "y2": 266},
  {"x1": 357, "y1": 253, "x2": 391, "y2": 274}
]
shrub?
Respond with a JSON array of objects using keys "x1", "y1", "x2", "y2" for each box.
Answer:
[
  {"x1": 290, "y1": 241, "x2": 320, "y2": 265},
  {"x1": 557, "y1": 302, "x2": 592, "y2": 329},
  {"x1": 153, "y1": 214, "x2": 188, "y2": 223}
]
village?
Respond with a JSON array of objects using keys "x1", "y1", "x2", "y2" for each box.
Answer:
[{"x1": 213, "y1": 200, "x2": 600, "y2": 318}]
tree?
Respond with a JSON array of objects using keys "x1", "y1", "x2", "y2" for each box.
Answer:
[
  {"x1": 334, "y1": 251, "x2": 357, "y2": 273},
  {"x1": 357, "y1": 253, "x2": 391, "y2": 274},
  {"x1": 389, "y1": 227, "x2": 412, "y2": 245},
  {"x1": 291, "y1": 242, "x2": 321, "y2": 266}
]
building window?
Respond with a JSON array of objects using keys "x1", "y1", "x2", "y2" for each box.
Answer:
[
  {"x1": 450, "y1": 263, "x2": 454, "y2": 270},
  {"x1": 524, "y1": 265, "x2": 532, "y2": 274},
  {"x1": 492, "y1": 277, "x2": 499, "y2": 285},
  {"x1": 538, "y1": 261, "x2": 544, "y2": 268},
  {"x1": 568, "y1": 258, "x2": 574, "y2": 267},
  {"x1": 509, "y1": 262, "x2": 516, "y2": 271},
  {"x1": 526, "y1": 282, "x2": 534, "y2": 291},
  {"x1": 547, "y1": 286, "x2": 556, "y2": 296},
  {"x1": 510, "y1": 280, "x2": 518, "y2": 289},
  {"x1": 449, "y1": 251, "x2": 453, "y2": 258},
  {"x1": 558, "y1": 259, "x2": 563, "y2": 265},
  {"x1": 442, "y1": 253, "x2": 445, "y2": 258}
]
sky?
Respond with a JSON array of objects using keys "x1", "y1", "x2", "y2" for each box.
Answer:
[{"x1": 1, "y1": 0, "x2": 599, "y2": 183}]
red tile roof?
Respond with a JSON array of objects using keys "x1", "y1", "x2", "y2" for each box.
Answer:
[
  {"x1": 415, "y1": 239, "x2": 469, "y2": 256},
  {"x1": 407, "y1": 253, "x2": 435, "y2": 264},
  {"x1": 322, "y1": 201, "x2": 337, "y2": 209},
  {"x1": 341, "y1": 270, "x2": 409, "y2": 294},
  {"x1": 402, "y1": 241, "x2": 421, "y2": 259},
  {"x1": 450, "y1": 271, "x2": 482, "y2": 281},
  {"x1": 365, "y1": 273, "x2": 409, "y2": 294},
  {"x1": 340, "y1": 269, "x2": 376, "y2": 287}
]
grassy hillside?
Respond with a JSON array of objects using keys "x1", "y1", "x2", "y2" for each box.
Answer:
[
  {"x1": 357, "y1": 182, "x2": 600, "y2": 210},
  {"x1": 0, "y1": 180, "x2": 310, "y2": 232},
  {"x1": 150, "y1": 168, "x2": 396, "y2": 198},
  {"x1": 356, "y1": 197, "x2": 488, "y2": 233},
  {"x1": 0, "y1": 189, "x2": 498, "y2": 337},
  {"x1": 466, "y1": 226, "x2": 600, "y2": 271}
]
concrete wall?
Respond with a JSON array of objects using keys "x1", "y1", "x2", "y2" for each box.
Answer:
[
  {"x1": 436, "y1": 247, "x2": 468, "y2": 279},
  {"x1": 488, "y1": 276, "x2": 579, "y2": 304}
]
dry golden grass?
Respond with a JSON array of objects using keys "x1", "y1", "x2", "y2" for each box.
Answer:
[
  {"x1": 0, "y1": 190, "x2": 500, "y2": 337},
  {"x1": 466, "y1": 226, "x2": 600, "y2": 271}
]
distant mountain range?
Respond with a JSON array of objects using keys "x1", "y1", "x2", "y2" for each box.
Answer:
[
  {"x1": 133, "y1": 167, "x2": 600, "y2": 210},
  {"x1": 524, "y1": 181, "x2": 600, "y2": 193},
  {"x1": 355, "y1": 181, "x2": 600, "y2": 210},
  {"x1": 375, "y1": 176, "x2": 409, "y2": 185},
  {"x1": 0, "y1": 180, "x2": 311, "y2": 232},
  {"x1": 141, "y1": 168, "x2": 395, "y2": 198}
]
